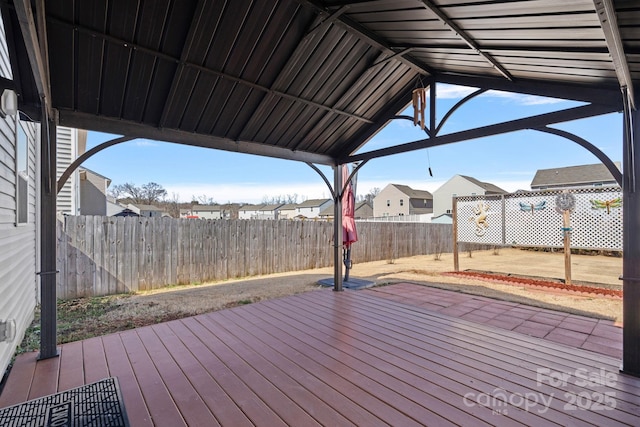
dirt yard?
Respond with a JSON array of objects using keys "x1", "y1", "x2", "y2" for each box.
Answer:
[{"x1": 110, "y1": 247, "x2": 623, "y2": 325}]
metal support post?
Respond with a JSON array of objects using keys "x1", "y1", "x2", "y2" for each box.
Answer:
[
  {"x1": 333, "y1": 165, "x2": 343, "y2": 291},
  {"x1": 38, "y1": 111, "x2": 58, "y2": 360},
  {"x1": 622, "y1": 89, "x2": 640, "y2": 375}
]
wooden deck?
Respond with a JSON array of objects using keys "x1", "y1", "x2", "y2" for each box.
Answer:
[{"x1": 1, "y1": 286, "x2": 639, "y2": 426}]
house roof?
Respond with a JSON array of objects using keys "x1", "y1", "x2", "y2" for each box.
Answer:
[
  {"x1": 258, "y1": 203, "x2": 284, "y2": 211},
  {"x1": 4, "y1": 1, "x2": 633, "y2": 169},
  {"x1": 390, "y1": 184, "x2": 433, "y2": 200},
  {"x1": 319, "y1": 204, "x2": 334, "y2": 217},
  {"x1": 297, "y1": 199, "x2": 331, "y2": 208},
  {"x1": 531, "y1": 162, "x2": 622, "y2": 188},
  {"x1": 458, "y1": 175, "x2": 508, "y2": 194},
  {"x1": 130, "y1": 204, "x2": 163, "y2": 211},
  {"x1": 239, "y1": 204, "x2": 264, "y2": 211},
  {"x1": 78, "y1": 167, "x2": 111, "y2": 186},
  {"x1": 191, "y1": 205, "x2": 222, "y2": 212},
  {"x1": 279, "y1": 203, "x2": 298, "y2": 210}
]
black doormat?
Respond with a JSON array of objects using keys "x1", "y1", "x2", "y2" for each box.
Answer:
[{"x1": 0, "y1": 377, "x2": 130, "y2": 427}]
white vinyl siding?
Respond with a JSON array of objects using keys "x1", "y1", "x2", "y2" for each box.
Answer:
[
  {"x1": 0, "y1": 13, "x2": 38, "y2": 377},
  {"x1": 56, "y1": 126, "x2": 78, "y2": 215}
]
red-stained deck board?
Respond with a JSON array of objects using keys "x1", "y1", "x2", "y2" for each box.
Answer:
[
  {"x1": 100, "y1": 333, "x2": 153, "y2": 427},
  {"x1": 0, "y1": 351, "x2": 37, "y2": 407},
  {"x1": 153, "y1": 322, "x2": 254, "y2": 427},
  {"x1": 26, "y1": 354, "x2": 59, "y2": 400},
  {"x1": 168, "y1": 318, "x2": 288, "y2": 427},
  {"x1": 213, "y1": 309, "x2": 391, "y2": 426},
  {"x1": 118, "y1": 329, "x2": 187, "y2": 427},
  {"x1": 135, "y1": 325, "x2": 220, "y2": 427},
  {"x1": 182, "y1": 316, "x2": 321, "y2": 427},
  {"x1": 248, "y1": 300, "x2": 492, "y2": 426},
  {"x1": 195, "y1": 313, "x2": 354, "y2": 427},
  {"x1": 1, "y1": 286, "x2": 640, "y2": 427},
  {"x1": 81, "y1": 336, "x2": 109, "y2": 384},
  {"x1": 216, "y1": 308, "x2": 419, "y2": 426},
  {"x1": 288, "y1": 292, "x2": 635, "y2": 427},
  {"x1": 56, "y1": 340, "x2": 84, "y2": 391}
]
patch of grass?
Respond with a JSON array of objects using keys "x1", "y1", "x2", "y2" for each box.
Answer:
[{"x1": 17, "y1": 293, "x2": 184, "y2": 353}]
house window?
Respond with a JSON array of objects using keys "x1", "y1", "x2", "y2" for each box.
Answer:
[
  {"x1": 399, "y1": 199, "x2": 404, "y2": 206},
  {"x1": 16, "y1": 121, "x2": 29, "y2": 225},
  {"x1": 446, "y1": 209, "x2": 452, "y2": 214},
  {"x1": 386, "y1": 200, "x2": 390, "y2": 207}
]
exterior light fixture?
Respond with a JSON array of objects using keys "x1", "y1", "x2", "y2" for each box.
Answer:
[
  {"x1": 0, "y1": 88, "x2": 17, "y2": 117},
  {"x1": 0, "y1": 319, "x2": 16, "y2": 342}
]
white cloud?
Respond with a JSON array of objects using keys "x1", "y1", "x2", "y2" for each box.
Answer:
[
  {"x1": 134, "y1": 139, "x2": 158, "y2": 147},
  {"x1": 436, "y1": 85, "x2": 478, "y2": 99},
  {"x1": 435, "y1": 84, "x2": 570, "y2": 106},
  {"x1": 485, "y1": 90, "x2": 568, "y2": 106}
]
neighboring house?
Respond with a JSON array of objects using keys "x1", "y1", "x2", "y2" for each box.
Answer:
[
  {"x1": 127, "y1": 203, "x2": 164, "y2": 218},
  {"x1": 318, "y1": 203, "x2": 334, "y2": 220},
  {"x1": 0, "y1": 19, "x2": 39, "y2": 375},
  {"x1": 318, "y1": 201, "x2": 372, "y2": 220},
  {"x1": 295, "y1": 199, "x2": 332, "y2": 219},
  {"x1": 57, "y1": 127, "x2": 113, "y2": 216},
  {"x1": 107, "y1": 196, "x2": 132, "y2": 216},
  {"x1": 530, "y1": 162, "x2": 621, "y2": 190},
  {"x1": 56, "y1": 126, "x2": 86, "y2": 215},
  {"x1": 432, "y1": 175, "x2": 507, "y2": 218},
  {"x1": 113, "y1": 208, "x2": 139, "y2": 217},
  {"x1": 256, "y1": 203, "x2": 284, "y2": 220},
  {"x1": 238, "y1": 204, "x2": 264, "y2": 219},
  {"x1": 431, "y1": 213, "x2": 453, "y2": 224},
  {"x1": 78, "y1": 168, "x2": 111, "y2": 216},
  {"x1": 277, "y1": 203, "x2": 298, "y2": 219},
  {"x1": 190, "y1": 205, "x2": 224, "y2": 220},
  {"x1": 373, "y1": 184, "x2": 433, "y2": 218},
  {"x1": 354, "y1": 201, "x2": 374, "y2": 219}
]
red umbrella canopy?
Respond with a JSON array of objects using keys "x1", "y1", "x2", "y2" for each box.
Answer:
[{"x1": 342, "y1": 166, "x2": 358, "y2": 246}]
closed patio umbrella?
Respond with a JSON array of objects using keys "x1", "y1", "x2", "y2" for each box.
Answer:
[{"x1": 342, "y1": 165, "x2": 357, "y2": 281}]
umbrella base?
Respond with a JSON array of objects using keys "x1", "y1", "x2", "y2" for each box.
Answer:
[{"x1": 317, "y1": 277, "x2": 375, "y2": 290}]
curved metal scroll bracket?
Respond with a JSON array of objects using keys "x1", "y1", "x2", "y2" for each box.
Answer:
[
  {"x1": 435, "y1": 88, "x2": 488, "y2": 135},
  {"x1": 341, "y1": 160, "x2": 368, "y2": 196},
  {"x1": 306, "y1": 160, "x2": 370, "y2": 199},
  {"x1": 533, "y1": 126, "x2": 622, "y2": 186},
  {"x1": 57, "y1": 136, "x2": 135, "y2": 194},
  {"x1": 393, "y1": 87, "x2": 488, "y2": 138},
  {"x1": 306, "y1": 162, "x2": 335, "y2": 199}
]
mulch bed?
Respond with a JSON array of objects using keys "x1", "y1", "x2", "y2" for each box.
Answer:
[{"x1": 443, "y1": 270, "x2": 622, "y2": 298}]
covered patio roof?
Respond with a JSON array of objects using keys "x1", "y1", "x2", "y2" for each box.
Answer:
[
  {"x1": 1, "y1": 0, "x2": 639, "y2": 375},
  {"x1": 3, "y1": 0, "x2": 637, "y2": 165}
]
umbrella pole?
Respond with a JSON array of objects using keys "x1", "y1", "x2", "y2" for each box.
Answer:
[{"x1": 344, "y1": 244, "x2": 352, "y2": 282}]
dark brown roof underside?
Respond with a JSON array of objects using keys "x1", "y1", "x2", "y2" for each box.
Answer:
[{"x1": 3, "y1": 0, "x2": 638, "y2": 165}]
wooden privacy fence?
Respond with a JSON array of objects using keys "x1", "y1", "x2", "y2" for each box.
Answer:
[{"x1": 56, "y1": 216, "x2": 454, "y2": 299}]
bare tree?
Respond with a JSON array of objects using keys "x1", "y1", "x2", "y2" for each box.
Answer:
[
  {"x1": 192, "y1": 194, "x2": 216, "y2": 205},
  {"x1": 109, "y1": 182, "x2": 167, "y2": 204},
  {"x1": 359, "y1": 187, "x2": 380, "y2": 204}
]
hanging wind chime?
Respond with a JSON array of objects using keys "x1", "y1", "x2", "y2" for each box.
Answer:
[
  {"x1": 412, "y1": 87, "x2": 433, "y2": 177},
  {"x1": 412, "y1": 87, "x2": 427, "y2": 130}
]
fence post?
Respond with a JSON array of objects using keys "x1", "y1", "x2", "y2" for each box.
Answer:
[{"x1": 452, "y1": 197, "x2": 459, "y2": 271}]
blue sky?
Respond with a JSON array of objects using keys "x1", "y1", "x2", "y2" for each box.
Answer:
[{"x1": 83, "y1": 84, "x2": 623, "y2": 204}]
